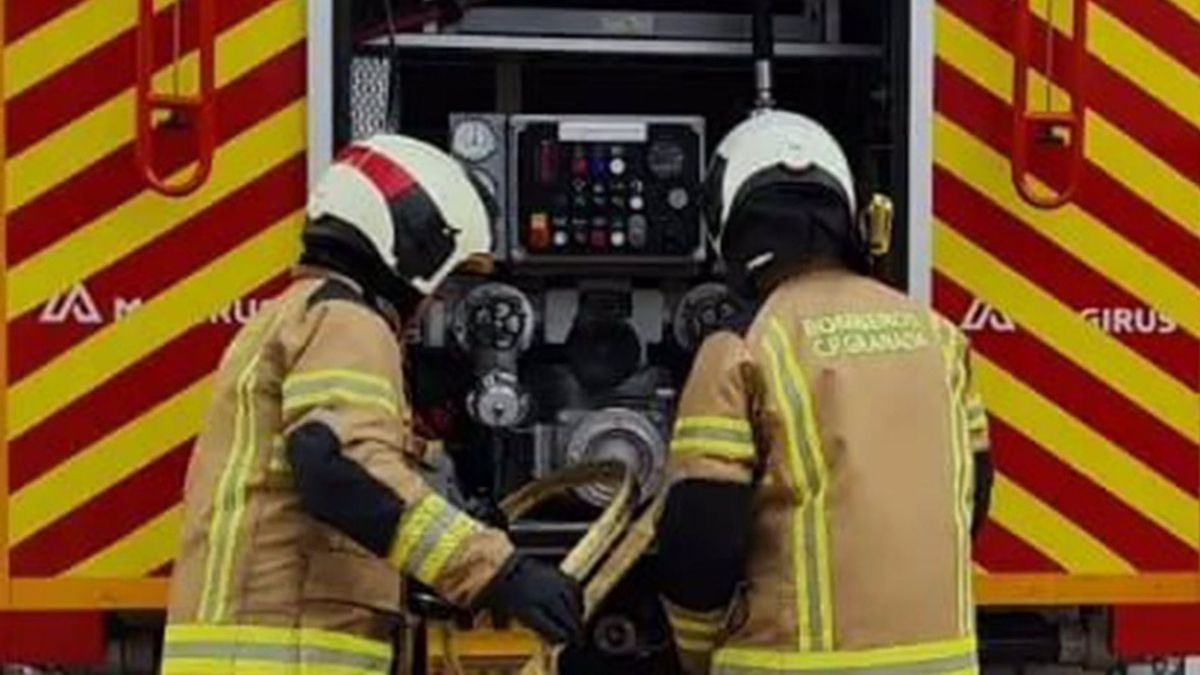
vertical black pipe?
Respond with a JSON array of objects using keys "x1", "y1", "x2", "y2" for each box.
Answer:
[
  {"x1": 752, "y1": 0, "x2": 775, "y2": 109},
  {"x1": 332, "y1": 0, "x2": 354, "y2": 151}
]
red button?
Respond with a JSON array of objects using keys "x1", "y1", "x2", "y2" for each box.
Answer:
[
  {"x1": 590, "y1": 230, "x2": 608, "y2": 249},
  {"x1": 529, "y1": 213, "x2": 550, "y2": 249}
]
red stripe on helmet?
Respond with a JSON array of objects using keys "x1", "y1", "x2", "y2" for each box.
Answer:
[{"x1": 337, "y1": 144, "x2": 417, "y2": 200}]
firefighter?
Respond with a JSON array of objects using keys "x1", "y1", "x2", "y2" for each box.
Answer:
[
  {"x1": 657, "y1": 111, "x2": 994, "y2": 675},
  {"x1": 163, "y1": 135, "x2": 583, "y2": 674}
]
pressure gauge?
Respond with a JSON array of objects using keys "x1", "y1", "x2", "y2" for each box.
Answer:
[{"x1": 452, "y1": 119, "x2": 499, "y2": 162}]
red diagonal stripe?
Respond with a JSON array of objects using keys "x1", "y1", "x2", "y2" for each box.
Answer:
[
  {"x1": 1092, "y1": 0, "x2": 1200, "y2": 76},
  {"x1": 338, "y1": 144, "x2": 418, "y2": 199},
  {"x1": 992, "y1": 419, "x2": 1197, "y2": 571},
  {"x1": 7, "y1": 0, "x2": 273, "y2": 157},
  {"x1": 8, "y1": 39, "x2": 305, "y2": 267},
  {"x1": 936, "y1": 59, "x2": 1200, "y2": 288},
  {"x1": 941, "y1": 0, "x2": 1200, "y2": 185},
  {"x1": 5, "y1": 0, "x2": 89, "y2": 43},
  {"x1": 935, "y1": 166, "x2": 1198, "y2": 386},
  {"x1": 934, "y1": 272, "x2": 1199, "y2": 496},
  {"x1": 10, "y1": 443, "x2": 190, "y2": 577},
  {"x1": 9, "y1": 274, "x2": 289, "y2": 491},
  {"x1": 8, "y1": 154, "x2": 305, "y2": 383},
  {"x1": 975, "y1": 521, "x2": 1065, "y2": 573}
]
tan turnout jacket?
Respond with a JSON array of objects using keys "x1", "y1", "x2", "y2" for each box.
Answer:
[
  {"x1": 163, "y1": 270, "x2": 512, "y2": 675},
  {"x1": 665, "y1": 270, "x2": 989, "y2": 675}
]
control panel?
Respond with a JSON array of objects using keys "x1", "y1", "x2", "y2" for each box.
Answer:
[
  {"x1": 511, "y1": 116, "x2": 705, "y2": 267},
  {"x1": 450, "y1": 114, "x2": 705, "y2": 271}
]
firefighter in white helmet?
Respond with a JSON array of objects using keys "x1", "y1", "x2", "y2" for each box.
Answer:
[
  {"x1": 656, "y1": 111, "x2": 994, "y2": 674},
  {"x1": 163, "y1": 135, "x2": 583, "y2": 674}
]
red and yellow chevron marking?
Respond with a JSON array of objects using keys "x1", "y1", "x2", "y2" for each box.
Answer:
[
  {"x1": 1, "y1": 0, "x2": 306, "y2": 609},
  {"x1": 934, "y1": 0, "x2": 1200, "y2": 604}
]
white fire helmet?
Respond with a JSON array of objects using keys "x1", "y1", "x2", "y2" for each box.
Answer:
[
  {"x1": 705, "y1": 110, "x2": 858, "y2": 265},
  {"x1": 307, "y1": 134, "x2": 494, "y2": 296}
]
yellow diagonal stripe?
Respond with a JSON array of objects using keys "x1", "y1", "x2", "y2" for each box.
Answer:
[
  {"x1": 936, "y1": 116, "x2": 1200, "y2": 339},
  {"x1": 1088, "y1": 5, "x2": 1200, "y2": 130},
  {"x1": 976, "y1": 354, "x2": 1199, "y2": 546},
  {"x1": 10, "y1": 378, "x2": 210, "y2": 545},
  {"x1": 9, "y1": 212, "x2": 302, "y2": 440},
  {"x1": 989, "y1": 474, "x2": 1133, "y2": 574},
  {"x1": 64, "y1": 506, "x2": 183, "y2": 578},
  {"x1": 934, "y1": 220, "x2": 1198, "y2": 442},
  {"x1": 8, "y1": 101, "x2": 305, "y2": 320},
  {"x1": 1026, "y1": 0, "x2": 1199, "y2": 129},
  {"x1": 4, "y1": 0, "x2": 175, "y2": 99},
  {"x1": 7, "y1": 0, "x2": 305, "y2": 212},
  {"x1": 1164, "y1": 0, "x2": 1200, "y2": 24},
  {"x1": 936, "y1": 6, "x2": 1200, "y2": 236}
]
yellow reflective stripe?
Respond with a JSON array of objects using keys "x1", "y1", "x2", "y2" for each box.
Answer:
[
  {"x1": 164, "y1": 623, "x2": 390, "y2": 675},
  {"x1": 676, "y1": 416, "x2": 753, "y2": 435},
  {"x1": 282, "y1": 370, "x2": 399, "y2": 415},
  {"x1": 416, "y1": 513, "x2": 481, "y2": 585},
  {"x1": 670, "y1": 438, "x2": 757, "y2": 461},
  {"x1": 761, "y1": 333, "x2": 814, "y2": 651},
  {"x1": 668, "y1": 614, "x2": 722, "y2": 637},
  {"x1": 388, "y1": 493, "x2": 449, "y2": 570},
  {"x1": 768, "y1": 319, "x2": 835, "y2": 651},
  {"x1": 930, "y1": 316, "x2": 975, "y2": 636},
  {"x1": 714, "y1": 636, "x2": 978, "y2": 672},
  {"x1": 162, "y1": 659, "x2": 385, "y2": 675},
  {"x1": 198, "y1": 298, "x2": 296, "y2": 622},
  {"x1": 197, "y1": 340, "x2": 259, "y2": 622},
  {"x1": 167, "y1": 624, "x2": 391, "y2": 657},
  {"x1": 676, "y1": 636, "x2": 717, "y2": 653},
  {"x1": 285, "y1": 369, "x2": 396, "y2": 391},
  {"x1": 282, "y1": 388, "x2": 399, "y2": 416},
  {"x1": 762, "y1": 321, "x2": 832, "y2": 652}
]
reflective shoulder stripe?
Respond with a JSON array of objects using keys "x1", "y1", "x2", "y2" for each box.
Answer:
[
  {"x1": 672, "y1": 416, "x2": 757, "y2": 461},
  {"x1": 162, "y1": 624, "x2": 391, "y2": 675},
  {"x1": 282, "y1": 369, "x2": 400, "y2": 416},
  {"x1": 713, "y1": 636, "x2": 978, "y2": 674},
  {"x1": 388, "y1": 493, "x2": 482, "y2": 585},
  {"x1": 676, "y1": 416, "x2": 753, "y2": 435},
  {"x1": 671, "y1": 438, "x2": 757, "y2": 461}
]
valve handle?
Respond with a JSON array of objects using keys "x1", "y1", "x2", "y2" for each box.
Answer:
[
  {"x1": 135, "y1": 0, "x2": 216, "y2": 197},
  {"x1": 1011, "y1": 0, "x2": 1088, "y2": 209}
]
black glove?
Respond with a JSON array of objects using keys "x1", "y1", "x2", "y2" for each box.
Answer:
[{"x1": 478, "y1": 555, "x2": 584, "y2": 645}]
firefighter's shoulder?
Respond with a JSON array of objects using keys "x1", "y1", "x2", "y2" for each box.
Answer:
[{"x1": 302, "y1": 277, "x2": 393, "y2": 331}]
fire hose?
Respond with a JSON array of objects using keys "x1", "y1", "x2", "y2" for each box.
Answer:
[{"x1": 436, "y1": 461, "x2": 665, "y2": 675}]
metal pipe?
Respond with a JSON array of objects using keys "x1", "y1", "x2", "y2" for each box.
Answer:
[{"x1": 752, "y1": 0, "x2": 775, "y2": 109}]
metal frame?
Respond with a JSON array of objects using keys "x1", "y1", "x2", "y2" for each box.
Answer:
[
  {"x1": 906, "y1": 0, "x2": 935, "y2": 303},
  {"x1": 452, "y1": 7, "x2": 826, "y2": 42},
  {"x1": 307, "y1": 0, "x2": 335, "y2": 188},
  {"x1": 370, "y1": 32, "x2": 879, "y2": 58}
]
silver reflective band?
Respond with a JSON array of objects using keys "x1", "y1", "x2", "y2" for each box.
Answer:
[{"x1": 163, "y1": 641, "x2": 391, "y2": 673}]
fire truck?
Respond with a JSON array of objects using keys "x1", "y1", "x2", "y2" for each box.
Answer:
[{"x1": 0, "y1": 0, "x2": 1197, "y2": 671}]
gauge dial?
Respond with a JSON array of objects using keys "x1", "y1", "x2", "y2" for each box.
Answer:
[{"x1": 452, "y1": 119, "x2": 498, "y2": 162}]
